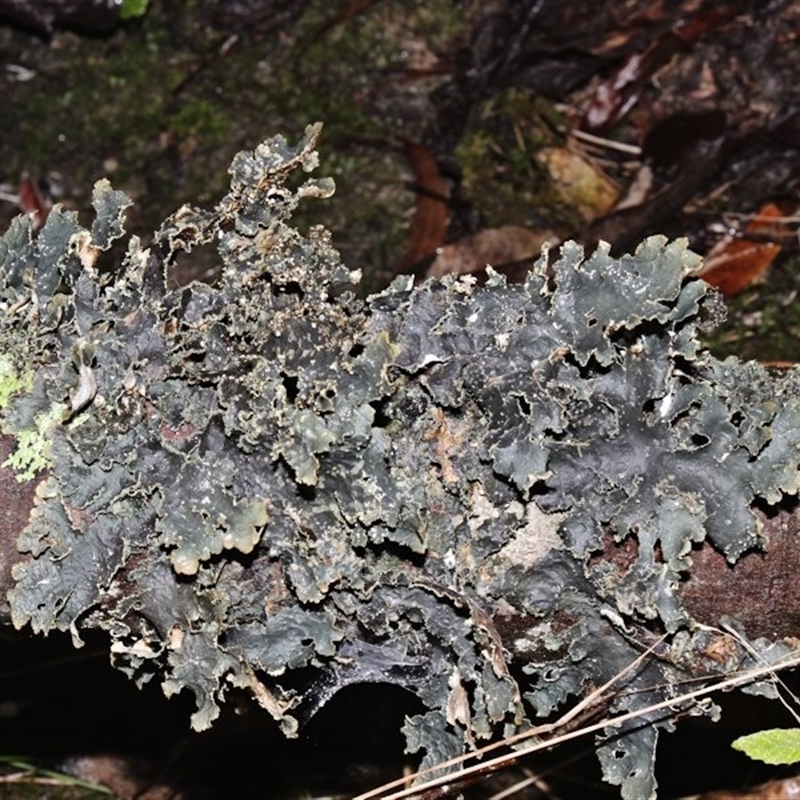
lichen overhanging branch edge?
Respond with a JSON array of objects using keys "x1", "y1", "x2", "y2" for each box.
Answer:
[{"x1": 1, "y1": 124, "x2": 800, "y2": 799}]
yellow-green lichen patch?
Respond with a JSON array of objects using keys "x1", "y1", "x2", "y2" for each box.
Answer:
[
  {"x1": 1, "y1": 402, "x2": 66, "y2": 482},
  {"x1": 0, "y1": 356, "x2": 33, "y2": 410}
]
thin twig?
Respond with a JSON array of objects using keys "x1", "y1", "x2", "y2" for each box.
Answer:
[
  {"x1": 356, "y1": 646, "x2": 800, "y2": 800},
  {"x1": 354, "y1": 635, "x2": 668, "y2": 800},
  {"x1": 713, "y1": 621, "x2": 800, "y2": 725},
  {"x1": 569, "y1": 129, "x2": 642, "y2": 156}
]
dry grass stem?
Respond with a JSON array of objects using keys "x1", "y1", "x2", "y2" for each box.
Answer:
[{"x1": 355, "y1": 640, "x2": 800, "y2": 800}]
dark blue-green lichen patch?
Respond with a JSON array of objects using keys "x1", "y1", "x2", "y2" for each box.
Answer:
[{"x1": 3, "y1": 123, "x2": 800, "y2": 799}]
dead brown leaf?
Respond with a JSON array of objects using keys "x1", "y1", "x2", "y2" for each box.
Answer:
[
  {"x1": 427, "y1": 225, "x2": 554, "y2": 279},
  {"x1": 699, "y1": 203, "x2": 792, "y2": 296},
  {"x1": 395, "y1": 142, "x2": 450, "y2": 274}
]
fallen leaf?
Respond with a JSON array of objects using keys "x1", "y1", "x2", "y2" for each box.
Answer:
[
  {"x1": 17, "y1": 174, "x2": 51, "y2": 228},
  {"x1": 427, "y1": 225, "x2": 554, "y2": 279},
  {"x1": 537, "y1": 146, "x2": 619, "y2": 220},
  {"x1": 395, "y1": 141, "x2": 450, "y2": 275},
  {"x1": 699, "y1": 203, "x2": 790, "y2": 296},
  {"x1": 581, "y1": 7, "x2": 739, "y2": 133}
]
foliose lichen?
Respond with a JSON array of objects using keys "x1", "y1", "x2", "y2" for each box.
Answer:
[{"x1": 2, "y1": 123, "x2": 800, "y2": 798}]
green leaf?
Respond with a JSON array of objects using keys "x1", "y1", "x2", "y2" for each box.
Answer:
[
  {"x1": 732, "y1": 728, "x2": 800, "y2": 765},
  {"x1": 120, "y1": 0, "x2": 149, "y2": 20}
]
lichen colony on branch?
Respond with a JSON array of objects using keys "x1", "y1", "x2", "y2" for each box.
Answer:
[{"x1": 1, "y1": 124, "x2": 799, "y2": 799}]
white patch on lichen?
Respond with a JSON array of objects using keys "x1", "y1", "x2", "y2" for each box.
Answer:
[
  {"x1": 496, "y1": 502, "x2": 566, "y2": 569},
  {"x1": 466, "y1": 481, "x2": 501, "y2": 534}
]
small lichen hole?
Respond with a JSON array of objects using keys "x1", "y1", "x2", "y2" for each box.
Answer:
[{"x1": 280, "y1": 372, "x2": 299, "y2": 403}]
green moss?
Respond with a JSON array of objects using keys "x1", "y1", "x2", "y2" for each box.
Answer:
[
  {"x1": 456, "y1": 89, "x2": 580, "y2": 232},
  {"x1": 169, "y1": 98, "x2": 231, "y2": 144},
  {"x1": 1, "y1": 0, "x2": 471, "y2": 282}
]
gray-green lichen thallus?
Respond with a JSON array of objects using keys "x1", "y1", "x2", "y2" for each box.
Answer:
[{"x1": 2, "y1": 124, "x2": 800, "y2": 799}]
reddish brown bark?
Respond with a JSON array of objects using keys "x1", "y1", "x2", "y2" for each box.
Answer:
[
  {"x1": 680, "y1": 504, "x2": 800, "y2": 641},
  {"x1": 0, "y1": 435, "x2": 41, "y2": 620}
]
